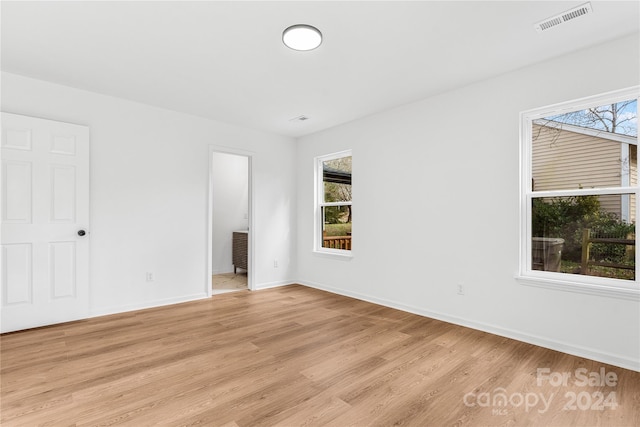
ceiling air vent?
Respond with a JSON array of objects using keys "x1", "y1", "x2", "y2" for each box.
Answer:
[{"x1": 534, "y1": 2, "x2": 593, "y2": 33}]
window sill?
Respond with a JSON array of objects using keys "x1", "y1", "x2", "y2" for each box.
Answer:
[
  {"x1": 515, "y1": 274, "x2": 640, "y2": 301},
  {"x1": 313, "y1": 249, "x2": 353, "y2": 261}
]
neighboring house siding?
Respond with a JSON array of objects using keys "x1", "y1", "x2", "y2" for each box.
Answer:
[{"x1": 532, "y1": 123, "x2": 636, "y2": 222}]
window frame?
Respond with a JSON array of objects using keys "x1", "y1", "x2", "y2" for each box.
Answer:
[
  {"x1": 314, "y1": 149, "x2": 353, "y2": 257},
  {"x1": 517, "y1": 87, "x2": 640, "y2": 300}
]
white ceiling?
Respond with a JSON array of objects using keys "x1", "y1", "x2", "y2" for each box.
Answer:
[{"x1": 2, "y1": 1, "x2": 638, "y2": 138}]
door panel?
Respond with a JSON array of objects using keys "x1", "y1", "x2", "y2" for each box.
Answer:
[
  {"x1": 4, "y1": 128, "x2": 31, "y2": 150},
  {"x1": 50, "y1": 241, "x2": 76, "y2": 298},
  {"x1": 50, "y1": 165, "x2": 76, "y2": 222},
  {"x1": 1, "y1": 113, "x2": 90, "y2": 332},
  {"x1": 2, "y1": 160, "x2": 32, "y2": 223},
  {"x1": 2, "y1": 243, "x2": 33, "y2": 304}
]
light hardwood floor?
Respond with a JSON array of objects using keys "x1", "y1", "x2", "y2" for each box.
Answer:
[
  {"x1": 212, "y1": 273, "x2": 248, "y2": 291},
  {"x1": 1, "y1": 285, "x2": 639, "y2": 426}
]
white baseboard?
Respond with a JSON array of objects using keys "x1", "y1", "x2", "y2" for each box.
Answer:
[
  {"x1": 297, "y1": 279, "x2": 640, "y2": 373},
  {"x1": 90, "y1": 292, "x2": 209, "y2": 319},
  {"x1": 253, "y1": 280, "x2": 296, "y2": 291},
  {"x1": 212, "y1": 268, "x2": 234, "y2": 275}
]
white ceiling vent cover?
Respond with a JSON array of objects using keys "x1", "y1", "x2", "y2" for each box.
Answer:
[{"x1": 535, "y1": 2, "x2": 593, "y2": 32}]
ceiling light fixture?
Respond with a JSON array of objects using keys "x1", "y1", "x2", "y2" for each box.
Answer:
[{"x1": 282, "y1": 24, "x2": 322, "y2": 51}]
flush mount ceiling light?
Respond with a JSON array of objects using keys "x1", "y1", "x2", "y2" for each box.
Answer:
[{"x1": 282, "y1": 24, "x2": 322, "y2": 51}]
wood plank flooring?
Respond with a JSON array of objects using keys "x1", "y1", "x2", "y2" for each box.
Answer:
[
  {"x1": 1, "y1": 284, "x2": 639, "y2": 426},
  {"x1": 212, "y1": 273, "x2": 248, "y2": 291}
]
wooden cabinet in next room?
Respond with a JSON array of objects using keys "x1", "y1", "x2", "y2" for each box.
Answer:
[{"x1": 232, "y1": 231, "x2": 248, "y2": 273}]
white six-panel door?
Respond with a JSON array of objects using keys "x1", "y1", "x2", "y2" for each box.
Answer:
[{"x1": 1, "y1": 113, "x2": 90, "y2": 333}]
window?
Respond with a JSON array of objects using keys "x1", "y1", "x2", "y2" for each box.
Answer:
[
  {"x1": 315, "y1": 150, "x2": 352, "y2": 255},
  {"x1": 519, "y1": 88, "x2": 639, "y2": 299}
]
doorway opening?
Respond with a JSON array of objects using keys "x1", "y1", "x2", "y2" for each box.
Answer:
[{"x1": 208, "y1": 149, "x2": 253, "y2": 295}]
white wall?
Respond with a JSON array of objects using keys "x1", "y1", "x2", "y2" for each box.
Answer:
[
  {"x1": 296, "y1": 34, "x2": 640, "y2": 371},
  {"x1": 1, "y1": 72, "x2": 297, "y2": 315},
  {"x1": 212, "y1": 152, "x2": 249, "y2": 274}
]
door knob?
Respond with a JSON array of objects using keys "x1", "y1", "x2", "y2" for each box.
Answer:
[{"x1": 77, "y1": 229, "x2": 87, "y2": 237}]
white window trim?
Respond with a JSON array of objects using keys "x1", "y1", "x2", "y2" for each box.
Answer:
[
  {"x1": 621, "y1": 143, "x2": 631, "y2": 222},
  {"x1": 517, "y1": 87, "x2": 640, "y2": 301},
  {"x1": 314, "y1": 149, "x2": 353, "y2": 258}
]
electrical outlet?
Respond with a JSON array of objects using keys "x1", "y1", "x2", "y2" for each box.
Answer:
[
  {"x1": 457, "y1": 283, "x2": 465, "y2": 295},
  {"x1": 146, "y1": 272, "x2": 154, "y2": 282},
  {"x1": 273, "y1": 260, "x2": 278, "y2": 268}
]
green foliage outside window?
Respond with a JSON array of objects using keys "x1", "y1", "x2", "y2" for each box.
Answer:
[{"x1": 532, "y1": 195, "x2": 635, "y2": 263}]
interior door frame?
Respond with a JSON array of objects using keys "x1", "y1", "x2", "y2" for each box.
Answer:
[{"x1": 206, "y1": 145, "x2": 254, "y2": 296}]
